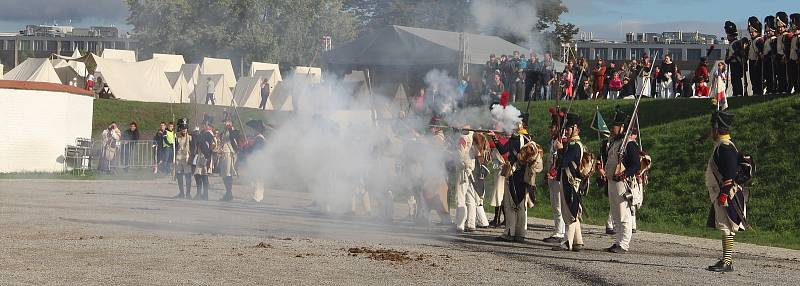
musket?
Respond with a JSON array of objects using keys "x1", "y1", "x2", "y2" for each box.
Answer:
[
  {"x1": 546, "y1": 66, "x2": 584, "y2": 179},
  {"x1": 616, "y1": 51, "x2": 659, "y2": 175},
  {"x1": 429, "y1": 125, "x2": 510, "y2": 136}
]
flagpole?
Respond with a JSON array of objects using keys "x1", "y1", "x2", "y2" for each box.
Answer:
[{"x1": 596, "y1": 106, "x2": 604, "y2": 164}]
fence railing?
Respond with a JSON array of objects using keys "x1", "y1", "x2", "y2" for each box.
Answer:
[{"x1": 112, "y1": 140, "x2": 158, "y2": 169}]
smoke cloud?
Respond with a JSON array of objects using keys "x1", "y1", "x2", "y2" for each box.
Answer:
[
  {"x1": 469, "y1": 0, "x2": 545, "y2": 52},
  {"x1": 241, "y1": 68, "x2": 517, "y2": 219}
]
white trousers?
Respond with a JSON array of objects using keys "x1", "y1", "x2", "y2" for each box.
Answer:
[
  {"x1": 503, "y1": 184, "x2": 528, "y2": 238},
  {"x1": 252, "y1": 178, "x2": 265, "y2": 202},
  {"x1": 475, "y1": 193, "x2": 490, "y2": 227},
  {"x1": 456, "y1": 173, "x2": 489, "y2": 230},
  {"x1": 560, "y1": 190, "x2": 583, "y2": 249},
  {"x1": 608, "y1": 180, "x2": 633, "y2": 250},
  {"x1": 548, "y1": 180, "x2": 565, "y2": 238}
]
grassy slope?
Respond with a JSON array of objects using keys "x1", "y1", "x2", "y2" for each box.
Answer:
[
  {"x1": 92, "y1": 99, "x2": 289, "y2": 139},
  {"x1": 510, "y1": 95, "x2": 800, "y2": 249},
  {"x1": 91, "y1": 96, "x2": 800, "y2": 249}
]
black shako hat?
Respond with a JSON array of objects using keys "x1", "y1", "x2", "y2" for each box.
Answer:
[
  {"x1": 724, "y1": 21, "x2": 738, "y2": 36},
  {"x1": 177, "y1": 118, "x2": 189, "y2": 131},
  {"x1": 565, "y1": 113, "x2": 581, "y2": 128},
  {"x1": 520, "y1": 112, "x2": 530, "y2": 128},
  {"x1": 711, "y1": 110, "x2": 734, "y2": 132},
  {"x1": 747, "y1": 16, "x2": 762, "y2": 34}
]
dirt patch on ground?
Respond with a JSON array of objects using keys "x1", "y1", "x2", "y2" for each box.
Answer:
[
  {"x1": 255, "y1": 242, "x2": 273, "y2": 249},
  {"x1": 347, "y1": 247, "x2": 423, "y2": 263}
]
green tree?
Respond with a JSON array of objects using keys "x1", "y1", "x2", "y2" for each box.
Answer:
[{"x1": 125, "y1": 0, "x2": 356, "y2": 69}]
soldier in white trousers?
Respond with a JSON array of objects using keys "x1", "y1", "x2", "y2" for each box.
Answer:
[
  {"x1": 489, "y1": 113, "x2": 542, "y2": 242},
  {"x1": 455, "y1": 130, "x2": 479, "y2": 232},
  {"x1": 543, "y1": 110, "x2": 565, "y2": 243},
  {"x1": 599, "y1": 109, "x2": 641, "y2": 253}
]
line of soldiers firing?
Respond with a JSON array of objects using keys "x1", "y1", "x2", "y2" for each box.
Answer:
[
  {"x1": 417, "y1": 101, "x2": 744, "y2": 273},
  {"x1": 726, "y1": 12, "x2": 800, "y2": 96}
]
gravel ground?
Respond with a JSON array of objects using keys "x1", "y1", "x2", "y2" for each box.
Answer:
[{"x1": 1, "y1": 177, "x2": 798, "y2": 285}]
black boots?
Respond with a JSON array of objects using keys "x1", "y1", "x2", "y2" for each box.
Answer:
[
  {"x1": 490, "y1": 207, "x2": 504, "y2": 227},
  {"x1": 220, "y1": 176, "x2": 233, "y2": 202},
  {"x1": 707, "y1": 260, "x2": 734, "y2": 272},
  {"x1": 183, "y1": 174, "x2": 192, "y2": 198},
  {"x1": 192, "y1": 175, "x2": 209, "y2": 200}
]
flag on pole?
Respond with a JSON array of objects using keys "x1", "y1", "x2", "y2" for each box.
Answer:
[
  {"x1": 711, "y1": 71, "x2": 729, "y2": 110},
  {"x1": 590, "y1": 107, "x2": 610, "y2": 137}
]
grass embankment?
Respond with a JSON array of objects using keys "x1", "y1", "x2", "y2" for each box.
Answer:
[
  {"x1": 92, "y1": 99, "x2": 290, "y2": 138},
  {"x1": 509, "y1": 95, "x2": 800, "y2": 250},
  {"x1": 88, "y1": 96, "x2": 799, "y2": 249}
]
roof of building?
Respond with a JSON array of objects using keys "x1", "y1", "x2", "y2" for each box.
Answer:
[
  {"x1": 323, "y1": 25, "x2": 543, "y2": 66},
  {"x1": 0, "y1": 79, "x2": 94, "y2": 96}
]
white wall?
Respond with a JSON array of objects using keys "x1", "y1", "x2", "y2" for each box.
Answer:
[{"x1": 0, "y1": 88, "x2": 94, "y2": 173}]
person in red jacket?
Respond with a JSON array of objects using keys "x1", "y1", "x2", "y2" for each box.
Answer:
[
  {"x1": 694, "y1": 57, "x2": 710, "y2": 97},
  {"x1": 592, "y1": 59, "x2": 607, "y2": 99}
]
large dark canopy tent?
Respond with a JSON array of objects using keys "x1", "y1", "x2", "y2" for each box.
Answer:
[{"x1": 322, "y1": 25, "x2": 562, "y2": 95}]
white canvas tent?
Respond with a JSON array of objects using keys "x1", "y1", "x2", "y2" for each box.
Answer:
[
  {"x1": 249, "y1": 62, "x2": 282, "y2": 81},
  {"x1": 93, "y1": 56, "x2": 176, "y2": 102},
  {"x1": 293, "y1": 66, "x2": 322, "y2": 83},
  {"x1": 165, "y1": 71, "x2": 190, "y2": 103},
  {"x1": 201, "y1": 57, "x2": 237, "y2": 88},
  {"x1": 54, "y1": 65, "x2": 85, "y2": 88},
  {"x1": 101, "y1": 48, "x2": 136, "y2": 63},
  {"x1": 179, "y1": 64, "x2": 200, "y2": 84},
  {"x1": 3, "y1": 58, "x2": 61, "y2": 84},
  {"x1": 153, "y1": 53, "x2": 186, "y2": 72},
  {"x1": 0, "y1": 64, "x2": 3, "y2": 79},
  {"x1": 52, "y1": 58, "x2": 87, "y2": 80},
  {"x1": 233, "y1": 76, "x2": 268, "y2": 109},
  {"x1": 51, "y1": 59, "x2": 68, "y2": 68},
  {"x1": 178, "y1": 64, "x2": 200, "y2": 102},
  {"x1": 267, "y1": 81, "x2": 294, "y2": 111},
  {"x1": 194, "y1": 74, "x2": 234, "y2": 106}
]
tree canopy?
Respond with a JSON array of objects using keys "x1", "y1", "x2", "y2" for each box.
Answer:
[
  {"x1": 126, "y1": 0, "x2": 356, "y2": 69},
  {"x1": 126, "y1": 0, "x2": 576, "y2": 70}
]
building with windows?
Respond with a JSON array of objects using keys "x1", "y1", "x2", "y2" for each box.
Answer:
[
  {"x1": 571, "y1": 31, "x2": 728, "y2": 74},
  {"x1": 0, "y1": 24, "x2": 136, "y2": 72}
]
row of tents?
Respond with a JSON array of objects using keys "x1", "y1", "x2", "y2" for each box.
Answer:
[{"x1": 1, "y1": 48, "x2": 326, "y2": 111}]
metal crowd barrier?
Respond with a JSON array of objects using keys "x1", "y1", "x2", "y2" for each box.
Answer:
[
  {"x1": 113, "y1": 140, "x2": 157, "y2": 169},
  {"x1": 63, "y1": 138, "x2": 93, "y2": 175}
]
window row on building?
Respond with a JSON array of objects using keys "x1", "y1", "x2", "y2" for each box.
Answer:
[
  {"x1": 0, "y1": 38, "x2": 134, "y2": 53},
  {"x1": 574, "y1": 45, "x2": 724, "y2": 62}
]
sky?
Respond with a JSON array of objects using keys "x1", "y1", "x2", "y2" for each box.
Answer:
[
  {"x1": 0, "y1": 0, "x2": 796, "y2": 40},
  {"x1": 561, "y1": 0, "x2": 799, "y2": 40}
]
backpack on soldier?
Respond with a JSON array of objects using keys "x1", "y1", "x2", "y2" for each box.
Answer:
[
  {"x1": 578, "y1": 143, "x2": 596, "y2": 179},
  {"x1": 735, "y1": 152, "x2": 756, "y2": 186}
]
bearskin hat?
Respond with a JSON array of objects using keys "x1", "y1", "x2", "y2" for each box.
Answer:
[
  {"x1": 790, "y1": 13, "x2": 800, "y2": 29},
  {"x1": 765, "y1": 16, "x2": 776, "y2": 32},
  {"x1": 747, "y1": 16, "x2": 762, "y2": 34},
  {"x1": 776, "y1": 12, "x2": 788, "y2": 28},
  {"x1": 724, "y1": 21, "x2": 738, "y2": 36}
]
